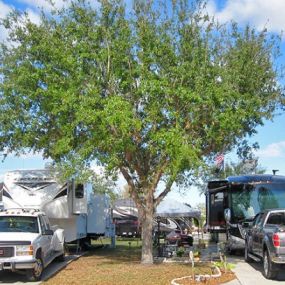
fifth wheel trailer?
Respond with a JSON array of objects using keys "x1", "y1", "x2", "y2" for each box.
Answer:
[{"x1": 0, "y1": 169, "x2": 115, "y2": 246}]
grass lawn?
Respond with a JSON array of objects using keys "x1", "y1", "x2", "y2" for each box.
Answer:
[{"x1": 43, "y1": 238, "x2": 236, "y2": 285}]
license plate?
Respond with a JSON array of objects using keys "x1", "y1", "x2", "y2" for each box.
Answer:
[{"x1": 0, "y1": 249, "x2": 3, "y2": 256}]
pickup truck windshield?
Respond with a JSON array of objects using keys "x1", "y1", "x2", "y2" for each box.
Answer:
[
  {"x1": 0, "y1": 216, "x2": 39, "y2": 233},
  {"x1": 231, "y1": 183, "x2": 285, "y2": 222}
]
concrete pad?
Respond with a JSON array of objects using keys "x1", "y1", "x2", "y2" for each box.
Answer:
[
  {"x1": 227, "y1": 255, "x2": 285, "y2": 285},
  {"x1": 202, "y1": 241, "x2": 285, "y2": 285}
]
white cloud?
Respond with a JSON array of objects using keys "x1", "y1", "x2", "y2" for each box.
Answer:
[
  {"x1": 256, "y1": 141, "x2": 285, "y2": 158},
  {"x1": 18, "y1": 0, "x2": 101, "y2": 11},
  {"x1": 208, "y1": 0, "x2": 285, "y2": 34},
  {"x1": 0, "y1": 1, "x2": 11, "y2": 17},
  {"x1": 0, "y1": 1, "x2": 13, "y2": 41},
  {"x1": 26, "y1": 8, "x2": 41, "y2": 24},
  {"x1": 17, "y1": 0, "x2": 69, "y2": 10}
]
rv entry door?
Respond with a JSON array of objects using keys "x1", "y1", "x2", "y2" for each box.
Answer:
[
  {"x1": 206, "y1": 181, "x2": 228, "y2": 231},
  {"x1": 71, "y1": 181, "x2": 87, "y2": 214}
]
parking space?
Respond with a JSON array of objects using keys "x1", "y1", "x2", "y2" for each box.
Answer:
[
  {"x1": 0, "y1": 254, "x2": 81, "y2": 285},
  {"x1": 227, "y1": 255, "x2": 285, "y2": 285}
]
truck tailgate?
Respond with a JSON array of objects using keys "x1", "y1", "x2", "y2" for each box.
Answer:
[{"x1": 280, "y1": 230, "x2": 285, "y2": 247}]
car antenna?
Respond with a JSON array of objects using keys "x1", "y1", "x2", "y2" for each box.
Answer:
[{"x1": 272, "y1": 169, "x2": 279, "y2": 175}]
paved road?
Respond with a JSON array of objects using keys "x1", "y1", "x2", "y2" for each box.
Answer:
[
  {"x1": 227, "y1": 255, "x2": 285, "y2": 285},
  {"x1": 0, "y1": 254, "x2": 81, "y2": 285}
]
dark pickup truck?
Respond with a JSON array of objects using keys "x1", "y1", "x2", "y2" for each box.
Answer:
[{"x1": 244, "y1": 209, "x2": 285, "y2": 279}]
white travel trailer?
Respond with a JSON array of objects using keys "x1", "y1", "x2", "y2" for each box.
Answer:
[{"x1": 0, "y1": 169, "x2": 115, "y2": 245}]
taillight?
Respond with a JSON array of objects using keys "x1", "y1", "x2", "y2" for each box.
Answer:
[{"x1": 273, "y1": 233, "x2": 280, "y2": 247}]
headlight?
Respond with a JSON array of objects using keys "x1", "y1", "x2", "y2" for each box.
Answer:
[{"x1": 16, "y1": 245, "x2": 33, "y2": 256}]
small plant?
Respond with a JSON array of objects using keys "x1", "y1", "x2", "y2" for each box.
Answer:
[
  {"x1": 193, "y1": 250, "x2": 200, "y2": 258},
  {"x1": 198, "y1": 239, "x2": 206, "y2": 249},
  {"x1": 176, "y1": 247, "x2": 185, "y2": 257},
  {"x1": 213, "y1": 261, "x2": 235, "y2": 272}
]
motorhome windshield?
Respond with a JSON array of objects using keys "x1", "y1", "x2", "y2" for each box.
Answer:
[
  {"x1": 231, "y1": 183, "x2": 285, "y2": 222},
  {"x1": 0, "y1": 216, "x2": 39, "y2": 233}
]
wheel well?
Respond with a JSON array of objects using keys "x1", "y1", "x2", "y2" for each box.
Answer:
[
  {"x1": 263, "y1": 243, "x2": 267, "y2": 254},
  {"x1": 36, "y1": 248, "x2": 42, "y2": 259}
]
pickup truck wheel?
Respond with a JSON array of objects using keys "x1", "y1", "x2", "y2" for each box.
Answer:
[
  {"x1": 263, "y1": 249, "x2": 278, "y2": 279},
  {"x1": 244, "y1": 243, "x2": 252, "y2": 263},
  {"x1": 227, "y1": 247, "x2": 236, "y2": 255},
  {"x1": 26, "y1": 257, "x2": 43, "y2": 281}
]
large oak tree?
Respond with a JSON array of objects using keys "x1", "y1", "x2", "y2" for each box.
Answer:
[{"x1": 0, "y1": 0, "x2": 283, "y2": 263}]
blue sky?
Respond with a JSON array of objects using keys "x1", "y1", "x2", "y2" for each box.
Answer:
[{"x1": 0, "y1": 0, "x2": 285, "y2": 207}]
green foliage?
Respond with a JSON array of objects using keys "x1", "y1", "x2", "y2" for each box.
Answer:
[
  {"x1": 196, "y1": 157, "x2": 266, "y2": 194},
  {"x1": 176, "y1": 247, "x2": 185, "y2": 257},
  {"x1": 0, "y1": 0, "x2": 284, "y2": 263},
  {"x1": 213, "y1": 261, "x2": 235, "y2": 271},
  {"x1": 193, "y1": 250, "x2": 201, "y2": 258},
  {"x1": 0, "y1": 1, "x2": 282, "y2": 184}
]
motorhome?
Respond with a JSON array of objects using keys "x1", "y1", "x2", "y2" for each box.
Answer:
[
  {"x1": 206, "y1": 174, "x2": 285, "y2": 253},
  {"x1": 0, "y1": 169, "x2": 115, "y2": 247}
]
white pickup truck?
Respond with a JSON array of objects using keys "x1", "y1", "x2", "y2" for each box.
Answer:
[{"x1": 0, "y1": 208, "x2": 65, "y2": 281}]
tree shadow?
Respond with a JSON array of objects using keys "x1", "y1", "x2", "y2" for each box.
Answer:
[{"x1": 84, "y1": 244, "x2": 142, "y2": 265}]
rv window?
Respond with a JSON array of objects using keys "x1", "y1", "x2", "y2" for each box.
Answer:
[
  {"x1": 211, "y1": 192, "x2": 223, "y2": 205},
  {"x1": 209, "y1": 191, "x2": 225, "y2": 226},
  {"x1": 75, "y1": 184, "x2": 84, "y2": 199},
  {"x1": 230, "y1": 183, "x2": 285, "y2": 222}
]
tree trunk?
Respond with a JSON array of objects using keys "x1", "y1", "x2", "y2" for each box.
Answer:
[{"x1": 140, "y1": 199, "x2": 154, "y2": 264}]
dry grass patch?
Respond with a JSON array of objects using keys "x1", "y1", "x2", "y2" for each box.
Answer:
[{"x1": 43, "y1": 241, "x2": 236, "y2": 285}]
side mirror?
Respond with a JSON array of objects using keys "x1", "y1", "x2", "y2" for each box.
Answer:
[
  {"x1": 242, "y1": 221, "x2": 252, "y2": 228},
  {"x1": 224, "y1": 208, "x2": 231, "y2": 223},
  {"x1": 43, "y1": 229, "x2": 54, "y2": 235}
]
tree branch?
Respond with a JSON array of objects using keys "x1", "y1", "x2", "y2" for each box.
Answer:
[
  {"x1": 119, "y1": 166, "x2": 143, "y2": 210},
  {"x1": 154, "y1": 176, "x2": 175, "y2": 207},
  {"x1": 150, "y1": 158, "x2": 168, "y2": 193}
]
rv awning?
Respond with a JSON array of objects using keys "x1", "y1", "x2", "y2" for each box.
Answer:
[{"x1": 156, "y1": 199, "x2": 201, "y2": 219}]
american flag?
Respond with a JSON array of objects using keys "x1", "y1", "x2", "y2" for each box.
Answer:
[{"x1": 215, "y1": 153, "x2": 224, "y2": 167}]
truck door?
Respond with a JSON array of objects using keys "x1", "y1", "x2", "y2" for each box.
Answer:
[
  {"x1": 252, "y1": 212, "x2": 264, "y2": 256},
  {"x1": 39, "y1": 215, "x2": 53, "y2": 263}
]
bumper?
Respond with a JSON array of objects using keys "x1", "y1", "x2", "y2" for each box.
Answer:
[
  {"x1": 0, "y1": 259, "x2": 36, "y2": 271},
  {"x1": 271, "y1": 255, "x2": 285, "y2": 264},
  {"x1": 228, "y1": 235, "x2": 245, "y2": 250}
]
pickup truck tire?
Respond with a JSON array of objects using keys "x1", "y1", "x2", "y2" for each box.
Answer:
[
  {"x1": 244, "y1": 242, "x2": 252, "y2": 263},
  {"x1": 263, "y1": 249, "x2": 278, "y2": 279},
  {"x1": 26, "y1": 256, "x2": 44, "y2": 281}
]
